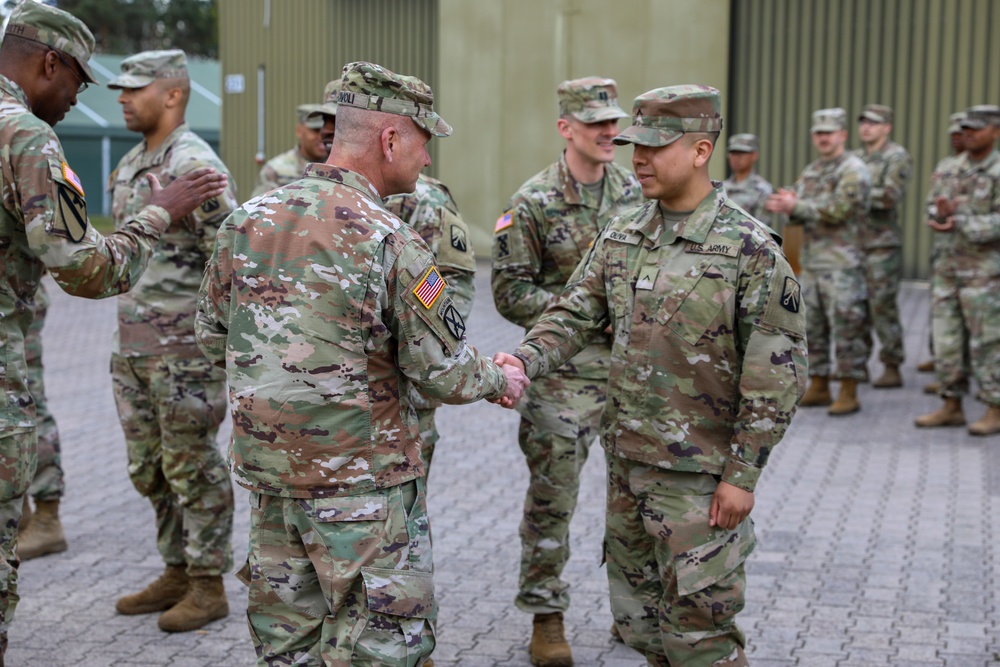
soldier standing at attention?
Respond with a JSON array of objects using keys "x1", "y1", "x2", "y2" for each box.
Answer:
[
  {"x1": 722, "y1": 133, "x2": 773, "y2": 225},
  {"x1": 491, "y1": 76, "x2": 641, "y2": 667},
  {"x1": 495, "y1": 84, "x2": 807, "y2": 667},
  {"x1": 916, "y1": 105, "x2": 1000, "y2": 436},
  {"x1": 852, "y1": 104, "x2": 913, "y2": 388},
  {"x1": 385, "y1": 173, "x2": 477, "y2": 479},
  {"x1": 0, "y1": 3, "x2": 226, "y2": 657},
  {"x1": 250, "y1": 103, "x2": 328, "y2": 197},
  {"x1": 106, "y1": 50, "x2": 238, "y2": 632},
  {"x1": 196, "y1": 61, "x2": 529, "y2": 667},
  {"x1": 766, "y1": 108, "x2": 872, "y2": 415}
]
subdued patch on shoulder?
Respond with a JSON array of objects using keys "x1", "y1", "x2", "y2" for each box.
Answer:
[
  {"x1": 106, "y1": 167, "x2": 118, "y2": 193},
  {"x1": 436, "y1": 210, "x2": 476, "y2": 272},
  {"x1": 606, "y1": 229, "x2": 641, "y2": 245},
  {"x1": 761, "y1": 270, "x2": 806, "y2": 336},
  {"x1": 685, "y1": 241, "x2": 739, "y2": 258},
  {"x1": 494, "y1": 231, "x2": 511, "y2": 261},
  {"x1": 494, "y1": 210, "x2": 513, "y2": 233},
  {"x1": 201, "y1": 197, "x2": 221, "y2": 214},
  {"x1": 56, "y1": 183, "x2": 88, "y2": 242},
  {"x1": 437, "y1": 296, "x2": 466, "y2": 340}
]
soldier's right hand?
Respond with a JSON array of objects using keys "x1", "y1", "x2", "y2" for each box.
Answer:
[
  {"x1": 148, "y1": 168, "x2": 229, "y2": 226},
  {"x1": 490, "y1": 354, "x2": 529, "y2": 409}
]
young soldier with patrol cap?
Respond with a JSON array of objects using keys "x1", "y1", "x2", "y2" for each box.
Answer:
[
  {"x1": 491, "y1": 76, "x2": 641, "y2": 666},
  {"x1": 723, "y1": 133, "x2": 773, "y2": 225},
  {"x1": 106, "y1": 49, "x2": 239, "y2": 632},
  {"x1": 766, "y1": 107, "x2": 872, "y2": 415},
  {"x1": 0, "y1": 3, "x2": 226, "y2": 656},
  {"x1": 916, "y1": 105, "x2": 1000, "y2": 436},
  {"x1": 251, "y1": 103, "x2": 329, "y2": 197},
  {"x1": 496, "y1": 84, "x2": 807, "y2": 667},
  {"x1": 852, "y1": 104, "x2": 913, "y2": 388},
  {"x1": 197, "y1": 61, "x2": 529, "y2": 667}
]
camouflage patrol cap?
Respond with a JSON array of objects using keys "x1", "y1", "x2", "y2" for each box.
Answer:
[
  {"x1": 858, "y1": 104, "x2": 894, "y2": 124},
  {"x1": 335, "y1": 61, "x2": 451, "y2": 137},
  {"x1": 297, "y1": 104, "x2": 324, "y2": 130},
  {"x1": 557, "y1": 77, "x2": 628, "y2": 123},
  {"x1": 948, "y1": 112, "x2": 967, "y2": 134},
  {"x1": 727, "y1": 133, "x2": 759, "y2": 152},
  {"x1": 959, "y1": 105, "x2": 1000, "y2": 130},
  {"x1": 811, "y1": 108, "x2": 847, "y2": 133},
  {"x1": 306, "y1": 80, "x2": 339, "y2": 122},
  {"x1": 4, "y1": 1, "x2": 97, "y2": 84},
  {"x1": 107, "y1": 49, "x2": 188, "y2": 90},
  {"x1": 613, "y1": 84, "x2": 723, "y2": 147}
]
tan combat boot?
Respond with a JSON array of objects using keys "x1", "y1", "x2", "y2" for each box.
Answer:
[
  {"x1": 916, "y1": 359, "x2": 935, "y2": 373},
  {"x1": 828, "y1": 379, "x2": 860, "y2": 416},
  {"x1": 530, "y1": 612, "x2": 573, "y2": 667},
  {"x1": 116, "y1": 565, "x2": 190, "y2": 615},
  {"x1": 17, "y1": 499, "x2": 67, "y2": 560},
  {"x1": 158, "y1": 575, "x2": 228, "y2": 632},
  {"x1": 800, "y1": 376, "x2": 832, "y2": 407},
  {"x1": 422, "y1": 659, "x2": 434, "y2": 667},
  {"x1": 923, "y1": 382, "x2": 940, "y2": 395},
  {"x1": 968, "y1": 405, "x2": 1000, "y2": 436},
  {"x1": 914, "y1": 397, "x2": 965, "y2": 428},
  {"x1": 873, "y1": 364, "x2": 903, "y2": 388},
  {"x1": 19, "y1": 496, "x2": 31, "y2": 532}
]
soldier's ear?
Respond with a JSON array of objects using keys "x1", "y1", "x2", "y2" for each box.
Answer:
[{"x1": 381, "y1": 126, "x2": 397, "y2": 163}]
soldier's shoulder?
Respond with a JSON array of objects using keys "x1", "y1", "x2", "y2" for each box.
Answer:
[
  {"x1": 1, "y1": 109, "x2": 60, "y2": 158},
  {"x1": 750, "y1": 172, "x2": 774, "y2": 193},
  {"x1": 841, "y1": 153, "x2": 871, "y2": 178},
  {"x1": 170, "y1": 130, "x2": 232, "y2": 176},
  {"x1": 513, "y1": 161, "x2": 561, "y2": 200},
  {"x1": 885, "y1": 141, "x2": 912, "y2": 159},
  {"x1": 719, "y1": 201, "x2": 779, "y2": 251}
]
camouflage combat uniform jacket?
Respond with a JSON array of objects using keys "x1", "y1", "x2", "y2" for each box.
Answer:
[
  {"x1": 722, "y1": 171, "x2": 773, "y2": 225},
  {"x1": 928, "y1": 149, "x2": 1000, "y2": 278},
  {"x1": 851, "y1": 141, "x2": 912, "y2": 249},
  {"x1": 196, "y1": 164, "x2": 508, "y2": 498},
  {"x1": 110, "y1": 123, "x2": 237, "y2": 357},
  {"x1": 492, "y1": 153, "x2": 641, "y2": 379},
  {"x1": 250, "y1": 146, "x2": 308, "y2": 198},
  {"x1": 0, "y1": 74, "x2": 170, "y2": 432},
  {"x1": 515, "y1": 185, "x2": 807, "y2": 492},
  {"x1": 790, "y1": 153, "x2": 872, "y2": 270}
]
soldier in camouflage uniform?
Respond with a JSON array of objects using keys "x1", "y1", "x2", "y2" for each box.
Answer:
[
  {"x1": 916, "y1": 105, "x2": 1000, "y2": 436},
  {"x1": 250, "y1": 103, "x2": 329, "y2": 198},
  {"x1": 496, "y1": 85, "x2": 807, "y2": 667},
  {"x1": 852, "y1": 104, "x2": 913, "y2": 388},
  {"x1": 196, "y1": 61, "x2": 529, "y2": 667},
  {"x1": 106, "y1": 50, "x2": 238, "y2": 633},
  {"x1": 309, "y1": 80, "x2": 339, "y2": 155},
  {"x1": 767, "y1": 108, "x2": 872, "y2": 416},
  {"x1": 17, "y1": 280, "x2": 67, "y2": 561},
  {"x1": 385, "y1": 174, "x2": 476, "y2": 478},
  {"x1": 723, "y1": 133, "x2": 773, "y2": 226},
  {"x1": 0, "y1": 3, "x2": 227, "y2": 656},
  {"x1": 491, "y1": 76, "x2": 641, "y2": 667}
]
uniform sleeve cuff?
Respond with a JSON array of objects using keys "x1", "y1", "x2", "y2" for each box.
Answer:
[{"x1": 721, "y1": 458, "x2": 761, "y2": 492}]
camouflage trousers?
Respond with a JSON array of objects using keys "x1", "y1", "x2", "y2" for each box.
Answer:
[
  {"x1": 415, "y1": 408, "x2": 438, "y2": 481},
  {"x1": 0, "y1": 430, "x2": 35, "y2": 638},
  {"x1": 801, "y1": 267, "x2": 871, "y2": 379},
  {"x1": 515, "y1": 373, "x2": 604, "y2": 614},
  {"x1": 931, "y1": 271, "x2": 1000, "y2": 404},
  {"x1": 243, "y1": 480, "x2": 436, "y2": 666},
  {"x1": 25, "y1": 282, "x2": 63, "y2": 501},
  {"x1": 863, "y1": 246, "x2": 905, "y2": 366},
  {"x1": 605, "y1": 456, "x2": 754, "y2": 667},
  {"x1": 111, "y1": 353, "x2": 234, "y2": 576}
]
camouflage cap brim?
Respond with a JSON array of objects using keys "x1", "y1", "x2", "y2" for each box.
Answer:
[
  {"x1": 811, "y1": 121, "x2": 843, "y2": 133},
  {"x1": 959, "y1": 118, "x2": 988, "y2": 130},
  {"x1": 728, "y1": 142, "x2": 756, "y2": 152},
  {"x1": 106, "y1": 73, "x2": 155, "y2": 90},
  {"x1": 306, "y1": 102, "x2": 339, "y2": 121},
  {"x1": 612, "y1": 125, "x2": 685, "y2": 147},
  {"x1": 858, "y1": 110, "x2": 889, "y2": 123},
  {"x1": 571, "y1": 105, "x2": 629, "y2": 124},
  {"x1": 413, "y1": 113, "x2": 452, "y2": 138}
]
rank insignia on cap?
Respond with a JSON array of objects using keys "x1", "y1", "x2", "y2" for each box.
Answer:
[
  {"x1": 495, "y1": 210, "x2": 513, "y2": 232},
  {"x1": 62, "y1": 162, "x2": 84, "y2": 197},
  {"x1": 781, "y1": 276, "x2": 801, "y2": 313},
  {"x1": 413, "y1": 265, "x2": 446, "y2": 309}
]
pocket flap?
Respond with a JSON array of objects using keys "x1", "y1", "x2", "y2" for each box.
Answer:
[
  {"x1": 674, "y1": 520, "x2": 755, "y2": 596},
  {"x1": 361, "y1": 567, "x2": 436, "y2": 619},
  {"x1": 303, "y1": 495, "x2": 388, "y2": 522}
]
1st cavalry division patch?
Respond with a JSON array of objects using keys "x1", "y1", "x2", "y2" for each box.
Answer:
[{"x1": 413, "y1": 265, "x2": 446, "y2": 309}]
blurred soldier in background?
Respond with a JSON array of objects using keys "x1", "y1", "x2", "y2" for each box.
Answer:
[{"x1": 251, "y1": 103, "x2": 328, "y2": 197}]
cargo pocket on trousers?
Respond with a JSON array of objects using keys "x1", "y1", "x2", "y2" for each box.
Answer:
[
  {"x1": 361, "y1": 567, "x2": 436, "y2": 620},
  {"x1": 674, "y1": 517, "x2": 756, "y2": 598}
]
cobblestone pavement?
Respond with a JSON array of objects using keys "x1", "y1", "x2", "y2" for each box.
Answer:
[{"x1": 9, "y1": 269, "x2": 1000, "y2": 667}]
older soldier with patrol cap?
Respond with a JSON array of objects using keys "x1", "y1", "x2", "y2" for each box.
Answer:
[
  {"x1": 916, "y1": 105, "x2": 1000, "y2": 435},
  {"x1": 196, "y1": 61, "x2": 529, "y2": 667},
  {"x1": 496, "y1": 84, "x2": 806, "y2": 667},
  {"x1": 492, "y1": 75, "x2": 641, "y2": 667},
  {"x1": 723, "y1": 133, "x2": 773, "y2": 225},
  {"x1": 767, "y1": 107, "x2": 872, "y2": 415},
  {"x1": 0, "y1": 3, "x2": 226, "y2": 656},
  {"x1": 106, "y1": 49, "x2": 238, "y2": 632},
  {"x1": 852, "y1": 104, "x2": 913, "y2": 388},
  {"x1": 251, "y1": 103, "x2": 329, "y2": 197}
]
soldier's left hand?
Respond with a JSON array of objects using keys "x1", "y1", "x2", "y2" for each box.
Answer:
[
  {"x1": 927, "y1": 216, "x2": 956, "y2": 232},
  {"x1": 709, "y1": 481, "x2": 754, "y2": 530},
  {"x1": 765, "y1": 189, "x2": 796, "y2": 215}
]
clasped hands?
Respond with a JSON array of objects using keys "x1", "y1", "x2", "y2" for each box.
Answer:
[
  {"x1": 927, "y1": 195, "x2": 958, "y2": 232},
  {"x1": 490, "y1": 352, "x2": 530, "y2": 409}
]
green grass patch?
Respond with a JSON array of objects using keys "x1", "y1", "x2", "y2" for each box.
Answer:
[{"x1": 90, "y1": 215, "x2": 115, "y2": 234}]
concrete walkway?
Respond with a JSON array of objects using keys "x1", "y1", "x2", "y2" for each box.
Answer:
[{"x1": 8, "y1": 270, "x2": 999, "y2": 666}]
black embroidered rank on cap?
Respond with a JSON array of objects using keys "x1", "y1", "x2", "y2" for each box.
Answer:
[{"x1": 781, "y1": 276, "x2": 801, "y2": 313}]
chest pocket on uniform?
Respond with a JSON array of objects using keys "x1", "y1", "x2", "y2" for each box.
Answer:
[
  {"x1": 654, "y1": 261, "x2": 735, "y2": 347},
  {"x1": 970, "y1": 176, "x2": 995, "y2": 214}
]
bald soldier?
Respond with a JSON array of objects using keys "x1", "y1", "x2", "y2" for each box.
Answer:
[
  {"x1": 106, "y1": 49, "x2": 239, "y2": 633},
  {"x1": 0, "y1": 3, "x2": 226, "y2": 655},
  {"x1": 496, "y1": 84, "x2": 806, "y2": 667},
  {"x1": 722, "y1": 133, "x2": 773, "y2": 225},
  {"x1": 197, "y1": 61, "x2": 528, "y2": 666},
  {"x1": 492, "y1": 76, "x2": 641, "y2": 666},
  {"x1": 251, "y1": 103, "x2": 329, "y2": 197}
]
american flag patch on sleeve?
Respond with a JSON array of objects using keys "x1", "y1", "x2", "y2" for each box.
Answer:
[
  {"x1": 413, "y1": 265, "x2": 446, "y2": 309},
  {"x1": 495, "y1": 210, "x2": 513, "y2": 232},
  {"x1": 62, "y1": 162, "x2": 85, "y2": 197}
]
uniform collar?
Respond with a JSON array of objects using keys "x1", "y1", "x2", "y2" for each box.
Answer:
[
  {"x1": 135, "y1": 122, "x2": 190, "y2": 168},
  {"x1": 302, "y1": 163, "x2": 384, "y2": 206},
  {"x1": 958, "y1": 148, "x2": 1000, "y2": 172},
  {"x1": 0, "y1": 74, "x2": 30, "y2": 110},
  {"x1": 624, "y1": 182, "x2": 726, "y2": 246}
]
